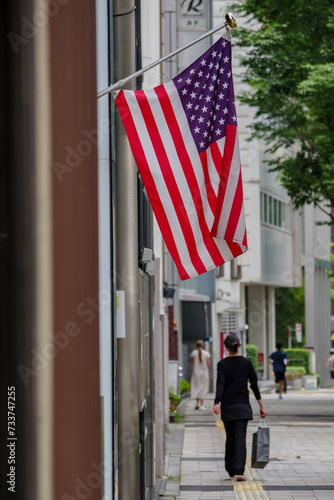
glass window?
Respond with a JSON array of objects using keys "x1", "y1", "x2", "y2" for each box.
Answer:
[
  {"x1": 231, "y1": 259, "x2": 241, "y2": 280},
  {"x1": 260, "y1": 191, "x2": 291, "y2": 231},
  {"x1": 274, "y1": 198, "x2": 277, "y2": 226},
  {"x1": 263, "y1": 193, "x2": 267, "y2": 222},
  {"x1": 268, "y1": 196, "x2": 273, "y2": 224},
  {"x1": 216, "y1": 265, "x2": 224, "y2": 278},
  {"x1": 278, "y1": 201, "x2": 282, "y2": 227}
]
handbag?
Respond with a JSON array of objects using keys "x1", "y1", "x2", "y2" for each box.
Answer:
[{"x1": 251, "y1": 418, "x2": 270, "y2": 469}]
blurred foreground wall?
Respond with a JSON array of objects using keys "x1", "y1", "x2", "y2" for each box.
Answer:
[{"x1": 1, "y1": 1, "x2": 101, "y2": 499}]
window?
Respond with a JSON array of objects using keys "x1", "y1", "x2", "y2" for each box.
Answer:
[
  {"x1": 231, "y1": 259, "x2": 241, "y2": 280},
  {"x1": 278, "y1": 201, "x2": 282, "y2": 227},
  {"x1": 273, "y1": 198, "x2": 278, "y2": 226},
  {"x1": 263, "y1": 193, "x2": 267, "y2": 221},
  {"x1": 268, "y1": 196, "x2": 273, "y2": 224},
  {"x1": 221, "y1": 311, "x2": 238, "y2": 333},
  {"x1": 260, "y1": 191, "x2": 291, "y2": 230},
  {"x1": 216, "y1": 265, "x2": 225, "y2": 278}
]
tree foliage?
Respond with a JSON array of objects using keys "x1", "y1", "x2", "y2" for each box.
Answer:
[
  {"x1": 232, "y1": 0, "x2": 334, "y2": 222},
  {"x1": 246, "y1": 343, "x2": 258, "y2": 371},
  {"x1": 275, "y1": 283, "x2": 305, "y2": 347}
]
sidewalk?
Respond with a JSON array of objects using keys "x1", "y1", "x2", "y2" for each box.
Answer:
[{"x1": 162, "y1": 390, "x2": 334, "y2": 499}]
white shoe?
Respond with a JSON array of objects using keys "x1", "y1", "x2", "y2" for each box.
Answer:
[{"x1": 199, "y1": 406, "x2": 206, "y2": 410}]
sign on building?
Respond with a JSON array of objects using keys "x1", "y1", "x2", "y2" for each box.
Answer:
[
  {"x1": 295, "y1": 323, "x2": 302, "y2": 343},
  {"x1": 178, "y1": 0, "x2": 208, "y2": 29}
]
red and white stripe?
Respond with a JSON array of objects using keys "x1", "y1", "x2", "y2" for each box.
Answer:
[{"x1": 115, "y1": 81, "x2": 247, "y2": 280}]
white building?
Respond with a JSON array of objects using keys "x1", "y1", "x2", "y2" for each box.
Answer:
[
  {"x1": 213, "y1": 0, "x2": 331, "y2": 385},
  {"x1": 162, "y1": 0, "x2": 331, "y2": 389}
]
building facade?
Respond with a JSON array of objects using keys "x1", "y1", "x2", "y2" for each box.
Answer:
[
  {"x1": 164, "y1": 0, "x2": 331, "y2": 392},
  {"x1": 213, "y1": 0, "x2": 331, "y2": 385}
]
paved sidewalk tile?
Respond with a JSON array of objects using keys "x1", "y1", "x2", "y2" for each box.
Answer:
[{"x1": 162, "y1": 391, "x2": 334, "y2": 500}]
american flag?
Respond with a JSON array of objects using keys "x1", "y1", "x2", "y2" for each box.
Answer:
[{"x1": 115, "y1": 37, "x2": 247, "y2": 280}]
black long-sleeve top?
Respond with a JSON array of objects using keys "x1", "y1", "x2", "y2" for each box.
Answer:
[{"x1": 214, "y1": 356, "x2": 261, "y2": 421}]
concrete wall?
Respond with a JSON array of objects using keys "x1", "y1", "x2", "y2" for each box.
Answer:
[
  {"x1": 247, "y1": 286, "x2": 276, "y2": 379},
  {"x1": 303, "y1": 205, "x2": 331, "y2": 385}
]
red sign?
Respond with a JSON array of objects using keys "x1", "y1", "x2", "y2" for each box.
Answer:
[
  {"x1": 220, "y1": 333, "x2": 230, "y2": 359},
  {"x1": 296, "y1": 323, "x2": 302, "y2": 342}
]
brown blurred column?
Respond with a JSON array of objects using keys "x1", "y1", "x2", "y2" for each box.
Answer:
[
  {"x1": 1, "y1": 2, "x2": 102, "y2": 499},
  {"x1": 49, "y1": 1, "x2": 102, "y2": 499}
]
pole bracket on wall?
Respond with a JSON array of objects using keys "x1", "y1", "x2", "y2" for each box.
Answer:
[
  {"x1": 97, "y1": 13, "x2": 237, "y2": 99},
  {"x1": 113, "y1": 6, "x2": 136, "y2": 17}
]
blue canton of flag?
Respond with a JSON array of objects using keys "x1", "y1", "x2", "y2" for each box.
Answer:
[{"x1": 173, "y1": 38, "x2": 237, "y2": 153}]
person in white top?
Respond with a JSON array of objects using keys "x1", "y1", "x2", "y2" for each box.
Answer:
[
  {"x1": 326, "y1": 348, "x2": 334, "y2": 388},
  {"x1": 190, "y1": 340, "x2": 211, "y2": 410}
]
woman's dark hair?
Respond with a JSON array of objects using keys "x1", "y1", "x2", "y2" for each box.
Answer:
[
  {"x1": 224, "y1": 334, "x2": 240, "y2": 353},
  {"x1": 276, "y1": 342, "x2": 283, "y2": 350}
]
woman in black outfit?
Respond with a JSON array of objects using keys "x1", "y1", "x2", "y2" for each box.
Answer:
[{"x1": 213, "y1": 334, "x2": 267, "y2": 481}]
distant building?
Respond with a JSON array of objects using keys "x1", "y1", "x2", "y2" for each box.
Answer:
[
  {"x1": 213, "y1": 0, "x2": 331, "y2": 385},
  {"x1": 163, "y1": 1, "x2": 331, "y2": 393}
]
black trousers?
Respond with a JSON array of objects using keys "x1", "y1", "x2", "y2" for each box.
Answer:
[{"x1": 223, "y1": 419, "x2": 248, "y2": 476}]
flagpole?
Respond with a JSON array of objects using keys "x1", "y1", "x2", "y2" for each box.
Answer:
[{"x1": 97, "y1": 12, "x2": 237, "y2": 99}]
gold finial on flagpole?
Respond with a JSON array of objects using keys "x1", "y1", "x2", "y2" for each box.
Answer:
[{"x1": 225, "y1": 13, "x2": 237, "y2": 29}]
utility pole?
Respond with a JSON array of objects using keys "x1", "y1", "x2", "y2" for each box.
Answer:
[
  {"x1": 288, "y1": 326, "x2": 292, "y2": 349},
  {"x1": 114, "y1": 1, "x2": 140, "y2": 498}
]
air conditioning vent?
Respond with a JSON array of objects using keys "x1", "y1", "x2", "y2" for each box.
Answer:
[{"x1": 221, "y1": 311, "x2": 238, "y2": 333}]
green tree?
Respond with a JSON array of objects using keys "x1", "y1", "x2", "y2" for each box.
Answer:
[
  {"x1": 232, "y1": 0, "x2": 334, "y2": 222},
  {"x1": 275, "y1": 283, "x2": 305, "y2": 347}
]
